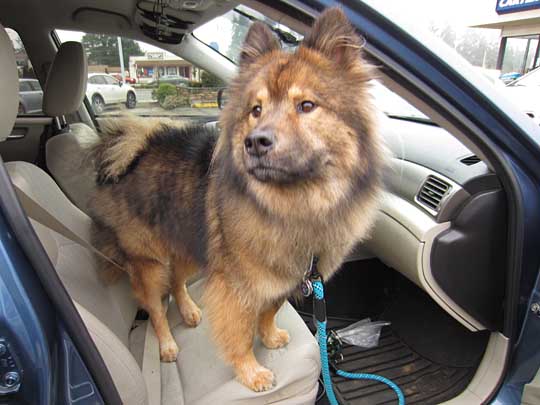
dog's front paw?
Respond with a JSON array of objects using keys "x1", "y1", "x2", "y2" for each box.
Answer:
[
  {"x1": 262, "y1": 328, "x2": 290, "y2": 349},
  {"x1": 239, "y1": 365, "x2": 275, "y2": 392},
  {"x1": 181, "y1": 302, "x2": 202, "y2": 327},
  {"x1": 160, "y1": 339, "x2": 179, "y2": 362}
]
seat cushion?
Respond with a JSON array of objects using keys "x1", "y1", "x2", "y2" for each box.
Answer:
[
  {"x1": 130, "y1": 279, "x2": 321, "y2": 405},
  {"x1": 46, "y1": 123, "x2": 100, "y2": 213}
]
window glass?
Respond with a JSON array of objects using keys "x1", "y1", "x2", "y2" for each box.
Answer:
[
  {"x1": 19, "y1": 81, "x2": 32, "y2": 92},
  {"x1": 194, "y1": 5, "x2": 302, "y2": 64},
  {"x1": 56, "y1": 31, "x2": 222, "y2": 122},
  {"x1": 502, "y1": 36, "x2": 540, "y2": 75},
  {"x1": 6, "y1": 28, "x2": 43, "y2": 115},
  {"x1": 29, "y1": 80, "x2": 42, "y2": 91},
  {"x1": 103, "y1": 75, "x2": 118, "y2": 85}
]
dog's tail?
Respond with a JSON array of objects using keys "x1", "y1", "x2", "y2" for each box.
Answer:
[{"x1": 90, "y1": 115, "x2": 183, "y2": 184}]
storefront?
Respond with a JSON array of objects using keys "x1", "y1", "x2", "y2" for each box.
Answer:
[
  {"x1": 129, "y1": 51, "x2": 200, "y2": 83},
  {"x1": 472, "y1": 0, "x2": 540, "y2": 74}
]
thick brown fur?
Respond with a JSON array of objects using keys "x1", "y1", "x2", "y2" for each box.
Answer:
[{"x1": 89, "y1": 8, "x2": 385, "y2": 391}]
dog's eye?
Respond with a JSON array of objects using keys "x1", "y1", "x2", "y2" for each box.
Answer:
[
  {"x1": 251, "y1": 105, "x2": 262, "y2": 118},
  {"x1": 298, "y1": 101, "x2": 316, "y2": 113}
]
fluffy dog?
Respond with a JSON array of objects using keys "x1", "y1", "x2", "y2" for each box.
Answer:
[{"x1": 89, "y1": 8, "x2": 384, "y2": 392}]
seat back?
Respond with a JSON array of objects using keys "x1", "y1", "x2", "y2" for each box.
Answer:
[
  {"x1": 0, "y1": 22, "x2": 18, "y2": 142},
  {"x1": 41, "y1": 41, "x2": 99, "y2": 212},
  {"x1": 5, "y1": 161, "x2": 147, "y2": 405}
]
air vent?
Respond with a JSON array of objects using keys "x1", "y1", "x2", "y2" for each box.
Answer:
[
  {"x1": 417, "y1": 175, "x2": 451, "y2": 212},
  {"x1": 460, "y1": 155, "x2": 481, "y2": 166}
]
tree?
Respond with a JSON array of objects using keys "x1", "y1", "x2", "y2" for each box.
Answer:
[
  {"x1": 82, "y1": 34, "x2": 144, "y2": 67},
  {"x1": 429, "y1": 22, "x2": 499, "y2": 69},
  {"x1": 200, "y1": 70, "x2": 225, "y2": 87}
]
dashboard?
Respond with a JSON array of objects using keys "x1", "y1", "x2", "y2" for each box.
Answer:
[{"x1": 351, "y1": 115, "x2": 506, "y2": 332}]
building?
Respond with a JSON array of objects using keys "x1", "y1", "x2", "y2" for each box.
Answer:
[
  {"x1": 129, "y1": 51, "x2": 201, "y2": 84},
  {"x1": 471, "y1": 0, "x2": 540, "y2": 74}
]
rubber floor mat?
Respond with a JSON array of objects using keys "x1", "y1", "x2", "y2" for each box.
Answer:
[{"x1": 330, "y1": 326, "x2": 478, "y2": 405}]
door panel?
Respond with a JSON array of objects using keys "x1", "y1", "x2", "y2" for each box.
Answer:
[{"x1": 0, "y1": 117, "x2": 51, "y2": 162}]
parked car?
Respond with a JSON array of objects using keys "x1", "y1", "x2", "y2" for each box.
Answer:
[
  {"x1": 2, "y1": 1, "x2": 540, "y2": 404},
  {"x1": 156, "y1": 74, "x2": 190, "y2": 86},
  {"x1": 18, "y1": 78, "x2": 42, "y2": 114},
  {"x1": 86, "y1": 73, "x2": 137, "y2": 114},
  {"x1": 500, "y1": 71, "x2": 522, "y2": 84},
  {"x1": 501, "y1": 66, "x2": 540, "y2": 125}
]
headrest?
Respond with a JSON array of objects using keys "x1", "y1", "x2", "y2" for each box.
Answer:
[
  {"x1": 43, "y1": 41, "x2": 87, "y2": 117},
  {"x1": 0, "y1": 24, "x2": 19, "y2": 142}
]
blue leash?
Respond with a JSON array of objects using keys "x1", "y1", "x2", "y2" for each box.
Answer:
[{"x1": 309, "y1": 270, "x2": 405, "y2": 405}]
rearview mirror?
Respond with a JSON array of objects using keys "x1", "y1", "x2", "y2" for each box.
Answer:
[
  {"x1": 217, "y1": 87, "x2": 229, "y2": 110},
  {"x1": 118, "y1": 81, "x2": 123, "y2": 87}
]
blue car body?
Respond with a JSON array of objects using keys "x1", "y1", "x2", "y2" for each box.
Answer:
[{"x1": 1, "y1": 1, "x2": 540, "y2": 403}]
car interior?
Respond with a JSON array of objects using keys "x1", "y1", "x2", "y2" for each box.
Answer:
[{"x1": 0, "y1": 0, "x2": 512, "y2": 404}]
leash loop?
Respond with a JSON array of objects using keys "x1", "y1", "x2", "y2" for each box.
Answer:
[{"x1": 308, "y1": 257, "x2": 405, "y2": 405}]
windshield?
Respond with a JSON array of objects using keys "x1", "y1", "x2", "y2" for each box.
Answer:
[
  {"x1": 194, "y1": 5, "x2": 428, "y2": 123},
  {"x1": 194, "y1": 5, "x2": 302, "y2": 64}
]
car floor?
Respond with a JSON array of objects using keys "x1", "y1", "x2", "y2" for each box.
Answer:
[{"x1": 293, "y1": 259, "x2": 490, "y2": 405}]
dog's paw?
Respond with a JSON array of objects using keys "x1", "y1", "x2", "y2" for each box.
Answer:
[
  {"x1": 239, "y1": 366, "x2": 275, "y2": 392},
  {"x1": 181, "y1": 303, "x2": 202, "y2": 327},
  {"x1": 159, "y1": 339, "x2": 179, "y2": 362},
  {"x1": 262, "y1": 328, "x2": 290, "y2": 349}
]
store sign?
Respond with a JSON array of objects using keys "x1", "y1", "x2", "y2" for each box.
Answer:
[
  {"x1": 147, "y1": 52, "x2": 164, "y2": 60},
  {"x1": 496, "y1": 0, "x2": 540, "y2": 14}
]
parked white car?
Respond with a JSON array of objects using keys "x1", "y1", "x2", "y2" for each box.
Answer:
[{"x1": 86, "y1": 73, "x2": 137, "y2": 114}]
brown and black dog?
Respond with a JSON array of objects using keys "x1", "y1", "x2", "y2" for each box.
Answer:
[{"x1": 89, "y1": 8, "x2": 384, "y2": 392}]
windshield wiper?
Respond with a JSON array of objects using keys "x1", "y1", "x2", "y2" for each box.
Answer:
[{"x1": 386, "y1": 113, "x2": 438, "y2": 126}]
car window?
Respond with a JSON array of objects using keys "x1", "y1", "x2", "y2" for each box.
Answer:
[
  {"x1": 103, "y1": 75, "x2": 118, "y2": 85},
  {"x1": 56, "y1": 31, "x2": 222, "y2": 122},
  {"x1": 19, "y1": 81, "x2": 32, "y2": 92},
  {"x1": 29, "y1": 80, "x2": 42, "y2": 91},
  {"x1": 6, "y1": 28, "x2": 43, "y2": 115}
]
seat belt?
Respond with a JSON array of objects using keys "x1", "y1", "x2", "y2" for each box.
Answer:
[
  {"x1": 12, "y1": 183, "x2": 124, "y2": 271},
  {"x1": 141, "y1": 297, "x2": 169, "y2": 405},
  {"x1": 13, "y1": 183, "x2": 166, "y2": 405}
]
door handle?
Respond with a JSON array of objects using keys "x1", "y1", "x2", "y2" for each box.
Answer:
[{"x1": 7, "y1": 133, "x2": 25, "y2": 140}]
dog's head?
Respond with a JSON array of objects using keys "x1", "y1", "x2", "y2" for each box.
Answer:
[{"x1": 219, "y1": 8, "x2": 382, "y2": 219}]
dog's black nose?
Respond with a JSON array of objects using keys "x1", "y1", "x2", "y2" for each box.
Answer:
[{"x1": 244, "y1": 131, "x2": 275, "y2": 156}]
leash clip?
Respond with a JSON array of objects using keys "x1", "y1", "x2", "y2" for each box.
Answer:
[{"x1": 301, "y1": 255, "x2": 320, "y2": 297}]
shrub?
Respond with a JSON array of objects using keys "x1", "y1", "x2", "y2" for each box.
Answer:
[
  {"x1": 200, "y1": 70, "x2": 225, "y2": 88},
  {"x1": 161, "y1": 94, "x2": 190, "y2": 110},
  {"x1": 153, "y1": 83, "x2": 177, "y2": 104}
]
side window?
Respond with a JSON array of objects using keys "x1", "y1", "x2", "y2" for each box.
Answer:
[
  {"x1": 103, "y1": 76, "x2": 118, "y2": 85},
  {"x1": 6, "y1": 28, "x2": 43, "y2": 115},
  {"x1": 29, "y1": 80, "x2": 42, "y2": 91},
  {"x1": 19, "y1": 81, "x2": 32, "y2": 92},
  {"x1": 56, "y1": 30, "x2": 222, "y2": 122}
]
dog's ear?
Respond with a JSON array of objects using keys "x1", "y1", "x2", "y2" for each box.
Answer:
[
  {"x1": 303, "y1": 8, "x2": 364, "y2": 68},
  {"x1": 240, "y1": 21, "x2": 280, "y2": 66}
]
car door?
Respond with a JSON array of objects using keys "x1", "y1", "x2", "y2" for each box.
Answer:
[{"x1": 103, "y1": 75, "x2": 123, "y2": 103}]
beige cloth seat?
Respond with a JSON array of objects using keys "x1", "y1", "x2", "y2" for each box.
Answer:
[
  {"x1": 42, "y1": 41, "x2": 100, "y2": 213},
  {"x1": 6, "y1": 161, "x2": 321, "y2": 405}
]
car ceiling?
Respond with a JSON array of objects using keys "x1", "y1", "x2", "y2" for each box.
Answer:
[{"x1": 1, "y1": 0, "x2": 238, "y2": 42}]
